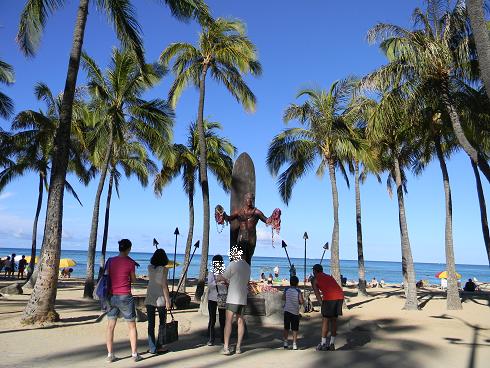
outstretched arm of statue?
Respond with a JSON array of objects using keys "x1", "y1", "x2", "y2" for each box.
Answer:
[
  {"x1": 224, "y1": 210, "x2": 239, "y2": 222},
  {"x1": 256, "y1": 209, "x2": 268, "y2": 223}
]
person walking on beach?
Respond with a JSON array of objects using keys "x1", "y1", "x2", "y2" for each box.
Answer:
[
  {"x1": 217, "y1": 244, "x2": 251, "y2": 355},
  {"x1": 3, "y1": 256, "x2": 11, "y2": 277},
  {"x1": 311, "y1": 264, "x2": 344, "y2": 351},
  {"x1": 106, "y1": 239, "x2": 142, "y2": 362},
  {"x1": 8, "y1": 254, "x2": 16, "y2": 278},
  {"x1": 283, "y1": 276, "x2": 304, "y2": 350},
  {"x1": 17, "y1": 255, "x2": 27, "y2": 279},
  {"x1": 144, "y1": 248, "x2": 171, "y2": 355},
  {"x1": 207, "y1": 254, "x2": 228, "y2": 345}
]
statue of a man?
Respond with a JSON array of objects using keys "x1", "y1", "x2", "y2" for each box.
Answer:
[{"x1": 223, "y1": 193, "x2": 269, "y2": 265}]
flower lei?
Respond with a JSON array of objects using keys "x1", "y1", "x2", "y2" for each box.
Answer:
[
  {"x1": 215, "y1": 205, "x2": 226, "y2": 233},
  {"x1": 266, "y1": 208, "x2": 281, "y2": 247}
]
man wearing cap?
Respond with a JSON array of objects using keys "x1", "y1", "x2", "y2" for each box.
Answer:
[{"x1": 311, "y1": 264, "x2": 344, "y2": 351}]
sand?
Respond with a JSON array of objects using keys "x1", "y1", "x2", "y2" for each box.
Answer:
[{"x1": 0, "y1": 278, "x2": 489, "y2": 368}]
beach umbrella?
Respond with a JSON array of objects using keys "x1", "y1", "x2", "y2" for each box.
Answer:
[
  {"x1": 59, "y1": 258, "x2": 77, "y2": 268},
  {"x1": 435, "y1": 271, "x2": 461, "y2": 279},
  {"x1": 165, "y1": 260, "x2": 180, "y2": 269},
  {"x1": 13, "y1": 255, "x2": 38, "y2": 263}
]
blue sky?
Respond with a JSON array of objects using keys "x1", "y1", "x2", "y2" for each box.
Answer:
[{"x1": 1, "y1": 0, "x2": 489, "y2": 265}]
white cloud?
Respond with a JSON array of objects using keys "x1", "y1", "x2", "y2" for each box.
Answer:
[{"x1": 0, "y1": 192, "x2": 14, "y2": 201}]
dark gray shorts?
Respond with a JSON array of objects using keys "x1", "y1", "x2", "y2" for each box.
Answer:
[
  {"x1": 226, "y1": 303, "x2": 245, "y2": 315},
  {"x1": 321, "y1": 299, "x2": 343, "y2": 318}
]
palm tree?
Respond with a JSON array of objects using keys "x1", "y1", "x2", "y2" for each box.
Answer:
[
  {"x1": 18, "y1": 0, "x2": 208, "y2": 324},
  {"x1": 0, "y1": 58, "x2": 14, "y2": 118},
  {"x1": 0, "y1": 83, "x2": 89, "y2": 285},
  {"x1": 97, "y1": 140, "x2": 158, "y2": 279},
  {"x1": 81, "y1": 49, "x2": 174, "y2": 298},
  {"x1": 160, "y1": 17, "x2": 261, "y2": 297},
  {"x1": 154, "y1": 121, "x2": 235, "y2": 293},
  {"x1": 367, "y1": 0, "x2": 490, "y2": 184},
  {"x1": 466, "y1": 0, "x2": 490, "y2": 101},
  {"x1": 266, "y1": 80, "x2": 357, "y2": 286}
]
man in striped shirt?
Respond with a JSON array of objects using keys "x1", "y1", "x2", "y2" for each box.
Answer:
[
  {"x1": 282, "y1": 276, "x2": 304, "y2": 350},
  {"x1": 311, "y1": 264, "x2": 344, "y2": 351}
]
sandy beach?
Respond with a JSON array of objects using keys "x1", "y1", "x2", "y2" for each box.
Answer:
[{"x1": 0, "y1": 278, "x2": 489, "y2": 368}]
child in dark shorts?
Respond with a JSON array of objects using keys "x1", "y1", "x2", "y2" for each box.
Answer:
[{"x1": 282, "y1": 276, "x2": 304, "y2": 350}]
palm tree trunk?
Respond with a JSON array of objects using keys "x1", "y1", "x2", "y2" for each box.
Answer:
[
  {"x1": 25, "y1": 173, "x2": 44, "y2": 283},
  {"x1": 471, "y1": 160, "x2": 490, "y2": 266},
  {"x1": 467, "y1": 0, "x2": 490, "y2": 102},
  {"x1": 354, "y1": 161, "x2": 368, "y2": 296},
  {"x1": 97, "y1": 168, "x2": 114, "y2": 280},
  {"x1": 442, "y1": 91, "x2": 490, "y2": 183},
  {"x1": 393, "y1": 155, "x2": 418, "y2": 310},
  {"x1": 178, "y1": 190, "x2": 194, "y2": 293},
  {"x1": 435, "y1": 139, "x2": 462, "y2": 310},
  {"x1": 328, "y1": 159, "x2": 341, "y2": 286},
  {"x1": 196, "y1": 64, "x2": 210, "y2": 301},
  {"x1": 22, "y1": 0, "x2": 89, "y2": 323},
  {"x1": 83, "y1": 133, "x2": 113, "y2": 298}
]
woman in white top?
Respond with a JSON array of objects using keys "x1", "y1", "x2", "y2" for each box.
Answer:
[
  {"x1": 144, "y1": 249, "x2": 171, "y2": 354},
  {"x1": 207, "y1": 254, "x2": 228, "y2": 345}
]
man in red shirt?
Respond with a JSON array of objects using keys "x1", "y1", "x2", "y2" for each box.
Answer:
[
  {"x1": 106, "y1": 239, "x2": 141, "y2": 362},
  {"x1": 311, "y1": 264, "x2": 344, "y2": 351}
]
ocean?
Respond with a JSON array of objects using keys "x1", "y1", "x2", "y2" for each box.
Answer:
[{"x1": 2, "y1": 247, "x2": 489, "y2": 285}]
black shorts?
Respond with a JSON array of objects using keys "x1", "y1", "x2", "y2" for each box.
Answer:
[
  {"x1": 321, "y1": 300, "x2": 343, "y2": 318},
  {"x1": 284, "y1": 311, "x2": 300, "y2": 331},
  {"x1": 226, "y1": 303, "x2": 245, "y2": 315}
]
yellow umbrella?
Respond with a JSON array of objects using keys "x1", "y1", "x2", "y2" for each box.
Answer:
[
  {"x1": 59, "y1": 258, "x2": 77, "y2": 268},
  {"x1": 165, "y1": 260, "x2": 180, "y2": 269},
  {"x1": 435, "y1": 271, "x2": 461, "y2": 279},
  {"x1": 25, "y1": 256, "x2": 39, "y2": 264}
]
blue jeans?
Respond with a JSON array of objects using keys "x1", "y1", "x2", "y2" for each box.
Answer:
[
  {"x1": 107, "y1": 295, "x2": 136, "y2": 321},
  {"x1": 146, "y1": 305, "x2": 167, "y2": 353}
]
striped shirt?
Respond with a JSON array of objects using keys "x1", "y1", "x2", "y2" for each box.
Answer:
[{"x1": 284, "y1": 286, "x2": 301, "y2": 315}]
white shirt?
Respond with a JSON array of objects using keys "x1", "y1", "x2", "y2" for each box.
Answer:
[
  {"x1": 144, "y1": 265, "x2": 168, "y2": 306},
  {"x1": 274, "y1": 266, "x2": 279, "y2": 274},
  {"x1": 207, "y1": 271, "x2": 228, "y2": 302},
  {"x1": 223, "y1": 259, "x2": 251, "y2": 306}
]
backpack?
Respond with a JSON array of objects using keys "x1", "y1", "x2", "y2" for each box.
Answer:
[{"x1": 94, "y1": 258, "x2": 112, "y2": 311}]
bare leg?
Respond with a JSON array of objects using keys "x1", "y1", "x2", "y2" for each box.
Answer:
[
  {"x1": 321, "y1": 318, "x2": 329, "y2": 338},
  {"x1": 236, "y1": 314, "x2": 245, "y2": 350},
  {"x1": 106, "y1": 319, "x2": 117, "y2": 354},
  {"x1": 283, "y1": 329, "x2": 289, "y2": 341},
  {"x1": 292, "y1": 330, "x2": 298, "y2": 344},
  {"x1": 127, "y1": 321, "x2": 138, "y2": 355},
  {"x1": 224, "y1": 310, "x2": 234, "y2": 350},
  {"x1": 330, "y1": 318, "x2": 337, "y2": 336}
]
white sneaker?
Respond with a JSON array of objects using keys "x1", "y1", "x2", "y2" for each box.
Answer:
[
  {"x1": 106, "y1": 353, "x2": 116, "y2": 363},
  {"x1": 292, "y1": 343, "x2": 298, "y2": 350}
]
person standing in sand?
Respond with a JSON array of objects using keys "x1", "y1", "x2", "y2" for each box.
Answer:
[
  {"x1": 105, "y1": 239, "x2": 142, "y2": 363},
  {"x1": 207, "y1": 254, "x2": 228, "y2": 345},
  {"x1": 311, "y1": 264, "x2": 344, "y2": 351},
  {"x1": 217, "y1": 244, "x2": 251, "y2": 355},
  {"x1": 144, "y1": 248, "x2": 171, "y2": 355}
]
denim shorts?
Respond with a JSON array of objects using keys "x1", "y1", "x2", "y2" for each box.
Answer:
[{"x1": 107, "y1": 295, "x2": 136, "y2": 321}]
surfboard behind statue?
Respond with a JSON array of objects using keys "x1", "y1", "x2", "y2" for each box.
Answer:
[{"x1": 230, "y1": 152, "x2": 256, "y2": 251}]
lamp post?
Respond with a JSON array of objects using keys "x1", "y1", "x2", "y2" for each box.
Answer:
[
  {"x1": 303, "y1": 232, "x2": 308, "y2": 290},
  {"x1": 281, "y1": 240, "x2": 292, "y2": 268},
  {"x1": 171, "y1": 227, "x2": 180, "y2": 295},
  {"x1": 320, "y1": 242, "x2": 329, "y2": 265}
]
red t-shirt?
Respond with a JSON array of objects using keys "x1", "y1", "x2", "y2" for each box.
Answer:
[
  {"x1": 109, "y1": 256, "x2": 135, "y2": 295},
  {"x1": 315, "y1": 272, "x2": 344, "y2": 301}
]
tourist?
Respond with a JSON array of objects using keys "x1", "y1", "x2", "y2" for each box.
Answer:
[
  {"x1": 144, "y1": 248, "x2": 171, "y2": 355},
  {"x1": 106, "y1": 239, "x2": 141, "y2": 363},
  {"x1": 274, "y1": 265, "x2": 280, "y2": 278},
  {"x1": 260, "y1": 272, "x2": 266, "y2": 282},
  {"x1": 369, "y1": 277, "x2": 378, "y2": 288},
  {"x1": 3, "y1": 256, "x2": 11, "y2": 277},
  {"x1": 217, "y1": 244, "x2": 251, "y2": 355},
  {"x1": 17, "y1": 255, "x2": 27, "y2": 279},
  {"x1": 8, "y1": 253, "x2": 16, "y2": 278},
  {"x1": 283, "y1": 275, "x2": 304, "y2": 350},
  {"x1": 463, "y1": 278, "x2": 477, "y2": 292},
  {"x1": 311, "y1": 264, "x2": 344, "y2": 351},
  {"x1": 267, "y1": 273, "x2": 273, "y2": 285},
  {"x1": 60, "y1": 268, "x2": 73, "y2": 278},
  {"x1": 207, "y1": 254, "x2": 227, "y2": 345},
  {"x1": 289, "y1": 264, "x2": 296, "y2": 278},
  {"x1": 440, "y1": 278, "x2": 447, "y2": 290}
]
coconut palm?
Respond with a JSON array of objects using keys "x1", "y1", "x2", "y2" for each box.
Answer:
[
  {"x1": 18, "y1": 0, "x2": 209, "y2": 323},
  {"x1": 266, "y1": 80, "x2": 358, "y2": 286},
  {"x1": 367, "y1": 0, "x2": 490, "y2": 184},
  {"x1": 0, "y1": 58, "x2": 14, "y2": 118},
  {"x1": 97, "y1": 140, "x2": 158, "y2": 279},
  {"x1": 154, "y1": 120, "x2": 235, "y2": 293},
  {"x1": 466, "y1": 0, "x2": 490, "y2": 100},
  {"x1": 0, "y1": 83, "x2": 90, "y2": 284},
  {"x1": 81, "y1": 49, "x2": 174, "y2": 298},
  {"x1": 160, "y1": 17, "x2": 261, "y2": 297}
]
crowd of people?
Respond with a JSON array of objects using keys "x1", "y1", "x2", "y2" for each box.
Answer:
[
  {"x1": 0, "y1": 253, "x2": 28, "y2": 279},
  {"x1": 102, "y1": 239, "x2": 346, "y2": 363}
]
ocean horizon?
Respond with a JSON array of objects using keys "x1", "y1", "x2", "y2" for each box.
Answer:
[{"x1": 2, "y1": 247, "x2": 489, "y2": 285}]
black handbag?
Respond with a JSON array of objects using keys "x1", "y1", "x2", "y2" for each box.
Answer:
[{"x1": 158, "y1": 309, "x2": 178, "y2": 345}]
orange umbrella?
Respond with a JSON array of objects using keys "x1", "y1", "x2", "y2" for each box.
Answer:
[{"x1": 435, "y1": 271, "x2": 461, "y2": 279}]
